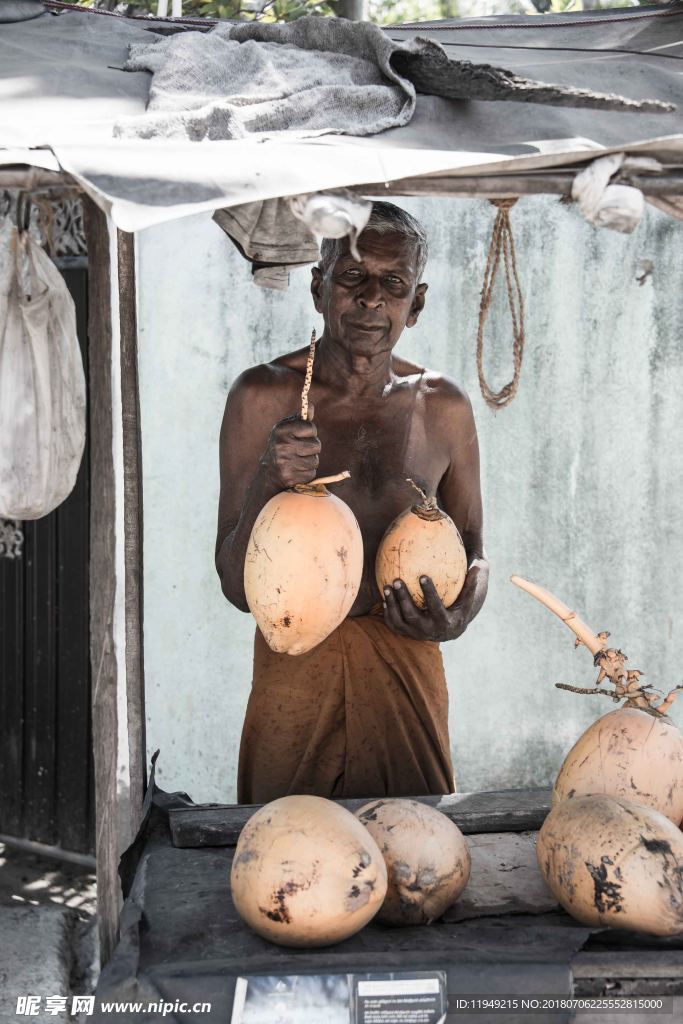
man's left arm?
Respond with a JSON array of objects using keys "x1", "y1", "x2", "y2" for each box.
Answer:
[{"x1": 383, "y1": 380, "x2": 489, "y2": 643}]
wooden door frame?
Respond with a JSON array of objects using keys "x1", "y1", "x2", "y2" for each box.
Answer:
[{"x1": 83, "y1": 199, "x2": 146, "y2": 965}]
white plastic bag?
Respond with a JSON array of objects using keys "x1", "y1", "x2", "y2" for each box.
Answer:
[
  {"x1": 571, "y1": 154, "x2": 661, "y2": 235},
  {"x1": 0, "y1": 223, "x2": 86, "y2": 519}
]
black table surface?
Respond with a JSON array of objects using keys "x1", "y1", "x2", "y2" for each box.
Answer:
[{"x1": 94, "y1": 789, "x2": 683, "y2": 1024}]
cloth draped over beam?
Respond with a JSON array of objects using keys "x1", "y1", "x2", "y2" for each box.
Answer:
[
  {"x1": 237, "y1": 608, "x2": 455, "y2": 804},
  {"x1": 212, "y1": 198, "x2": 321, "y2": 290},
  {"x1": 213, "y1": 190, "x2": 372, "y2": 290}
]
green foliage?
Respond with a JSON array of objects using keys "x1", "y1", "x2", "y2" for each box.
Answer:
[
  {"x1": 177, "y1": 0, "x2": 335, "y2": 21},
  {"x1": 68, "y1": 0, "x2": 336, "y2": 19},
  {"x1": 66, "y1": 0, "x2": 654, "y2": 22},
  {"x1": 368, "y1": 1, "x2": 459, "y2": 24}
]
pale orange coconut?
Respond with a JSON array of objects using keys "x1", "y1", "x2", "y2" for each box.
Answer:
[
  {"x1": 244, "y1": 330, "x2": 363, "y2": 655},
  {"x1": 231, "y1": 795, "x2": 387, "y2": 947},
  {"x1": 537, "y1": 794, "x2": 683, "y2": 936},
  {"x1": 376, "y1": 480, "x2": 467, "y2": 608},
  {"x1": 511, "y1": 575, "x2": 683, "y2": 825},
  {"x1": 356, "y1": 798, "x2": 470, "y2": 925}
]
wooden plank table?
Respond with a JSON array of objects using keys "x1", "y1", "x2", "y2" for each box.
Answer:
[
  {"x1": 169, "y1": 788, "x2": 553, "y2": 849},
  {"x1": 95, "y1": 789, "x2": 683, "y2": 1023}
]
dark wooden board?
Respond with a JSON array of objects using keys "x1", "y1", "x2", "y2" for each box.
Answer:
[
  {"x1": 0, "y1": 532, "x2": 24, "y2": 837},
  {"x1": 572, "y1": 951, "x2": 683, "y2": 979},
  {"x1": 56, "y1": 267, "x2": 92, "y2": 856},
  {"x1": 23, "y1": 513, "x2": 57, "y2": 846},
  {"x1": 169, "y1": 788, "x2": 552, "y2": 848}
]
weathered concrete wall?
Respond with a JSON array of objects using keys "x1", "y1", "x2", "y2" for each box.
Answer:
[{"x1": 137, "y1": 196, "x2": 683, "y2": 802}]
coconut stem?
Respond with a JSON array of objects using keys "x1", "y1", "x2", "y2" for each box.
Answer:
[
  {"x1": 293, "y1": 470, "x2": 351, "y2": 497},
  {"x1": 512, "y1": 575, "x2": 679, "y2": 717},
  {"x1": 312, "y1": 471, "x2": 350, "y2": 486},
  {"x1": 656, "y1": 685, "x2": 683, "y2": 715},
  {"x1": 510, "y1": 575, "x2": 604, "y2": 655},
  {"x1": 300, "y1": 328, "x2": 317, "y2": 422},
  {"x1": 405, "y1": 478, "x2": 442, "y2": 521},
  {"x1": 556, "y1": 683, "x2": 619, "y2": 700},
  {"x1": 556, "y1": 681, "x2": 683, "y2": 718},
  {"x1": 406, "y1": 478, "x2": 428, "y2": 503}
]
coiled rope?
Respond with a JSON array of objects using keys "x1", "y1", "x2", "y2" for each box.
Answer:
[{"x1": 476, "y1": 198, "x2": 526, "y2": 411}]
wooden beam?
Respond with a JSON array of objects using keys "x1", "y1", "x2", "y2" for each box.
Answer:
[
  {"x1": 169, "y1": 788, "x2": 552, "y2": 848},
  {"x1": 2, "y1": 165, "x2": 682, "y2": 203},
  {"x1": 0, "y1": 169, "x2": 71, "y2": 190},
  {"x1": 83, "y1": 197, "x2": 120, "y2": 966},
  {"x1": 572, "y1": 951, "x2": 683, "y2": 979},
  {"x1": 348, "y1": 171, "x2": 683, "y2": 200},
  {"x1": 117, "y1": 229, "x2": 146, "y2": 834}
]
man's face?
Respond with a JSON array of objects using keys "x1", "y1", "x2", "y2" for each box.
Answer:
[{"x1": 311, "y1": 230, "x2": 427, "y2": 356}]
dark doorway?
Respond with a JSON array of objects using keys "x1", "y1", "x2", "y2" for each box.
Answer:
[{"x1": 0, "y1": 264, "x2": 94, "y2": 856}]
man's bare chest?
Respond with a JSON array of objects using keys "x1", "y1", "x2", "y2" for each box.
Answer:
[{"x1": 314, "y1": 407, "x2": 448, "y2": 536}]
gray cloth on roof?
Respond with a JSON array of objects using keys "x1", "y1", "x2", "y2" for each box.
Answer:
[
  {"x1": 117, "y1": 18, "x2": 422, "y2": 141},
  {"x1": 115, "y1": 15, "x2": 671, "y2": 143}
]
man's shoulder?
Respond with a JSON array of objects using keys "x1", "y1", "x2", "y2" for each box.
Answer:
[
  {"x1": 393, "y1": 355, "x2": 470, "y2": 406},
  {"x1": 414, "y1": 366, "x2": 473, "y2": 417},
  {"x1": 423, "y1": 370, "x2": 471, "y2": 404},
  {"x1": 228, "y1": 348, "x2": 309, "y2": 399},
  {"x1": 416, "y1": 370, "x2": 476, "y2": 441}
]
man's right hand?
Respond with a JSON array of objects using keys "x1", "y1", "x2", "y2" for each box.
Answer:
[{"x1": 260, "y1": 403, "x2": 321, "y2": 491}]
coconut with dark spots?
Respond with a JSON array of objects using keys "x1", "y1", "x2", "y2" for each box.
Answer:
[
  {"x1": 537, "y1": 794, "x2": 683, "y2": 936},
  {"x1": 355, "y1": 799, "x2": 471, "y2": 926},
  {"x1": 231, "y1": 795, "x2": 387, "y2": 947},
  {"x1": 553, "y1": 707, "x2": 683, "y2": 825}
]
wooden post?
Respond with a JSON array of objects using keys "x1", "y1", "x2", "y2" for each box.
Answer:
[
  {"x1": 117, "y1": 229, "x2": 146, "y2": 832},
  {"x1": 83, "y1": 200, "x2": 145, "y2": 965}
]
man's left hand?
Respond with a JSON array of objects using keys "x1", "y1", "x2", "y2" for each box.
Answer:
[{"x1": 382, "y1": 566, "x2": 481, "y2": 643}]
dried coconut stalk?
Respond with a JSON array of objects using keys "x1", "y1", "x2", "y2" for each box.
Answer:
[
  {"x1": 510, "y1": 575, "x2": 604, "y2": 655},
  {"x1": 296, "y1": 328, "x2": 351, "y2": 494},
  {"x1": 405, "y1": 478, "x2": 445, "y2": 523},
  {"x1": 294, "y1": 471, "x2": 351, "y2": 497},
  {"x1": 300, "y1": 328, "x2": 317, "y2": 422},
  {"x1": 511, "y1": 574, "x2": 682, "y2": 718}
]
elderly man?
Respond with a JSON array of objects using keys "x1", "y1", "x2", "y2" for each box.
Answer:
[{"x1": 216, "y1": 201, "x2": 488, "y2": 804}]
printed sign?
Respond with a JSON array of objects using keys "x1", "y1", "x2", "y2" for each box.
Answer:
[
  {"x1": 353, "y1": 973, "x2": 447, "y2": 1024},
  {"x1": 230, "y1": 971, "x2": 447, "y2": 1024}
]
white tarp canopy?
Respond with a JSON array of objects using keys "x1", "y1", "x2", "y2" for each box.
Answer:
[{"x1": 1, "y1": 3, "x2": 682, "y2": 229}]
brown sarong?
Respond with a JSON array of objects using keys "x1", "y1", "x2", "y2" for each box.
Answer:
[{"x1": 237, "y1": 608, "x2": 455, "y2": 803}]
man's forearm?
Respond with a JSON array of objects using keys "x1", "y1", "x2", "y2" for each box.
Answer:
[
  {"x1": 216, "y1": 462, "x2": 280, "y2": 612},
  {"x1": 461, "y1": 526, "x2": 489, "y2": 627},
  {"x1": 464, "y1": 553, "x2": 489, "y2": 626}
]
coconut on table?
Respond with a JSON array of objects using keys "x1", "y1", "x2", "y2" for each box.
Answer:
[
  {"x1": 94, "y1": 784, "x2": 683, "y2": 1023},
  {"x1": 95, "y1": 579, "x2": 683, "y2": 1018}
]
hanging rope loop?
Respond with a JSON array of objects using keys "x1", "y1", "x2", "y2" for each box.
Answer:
[{"x1": 476, "y1": 197, "x2": 526, "y2": 411}]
